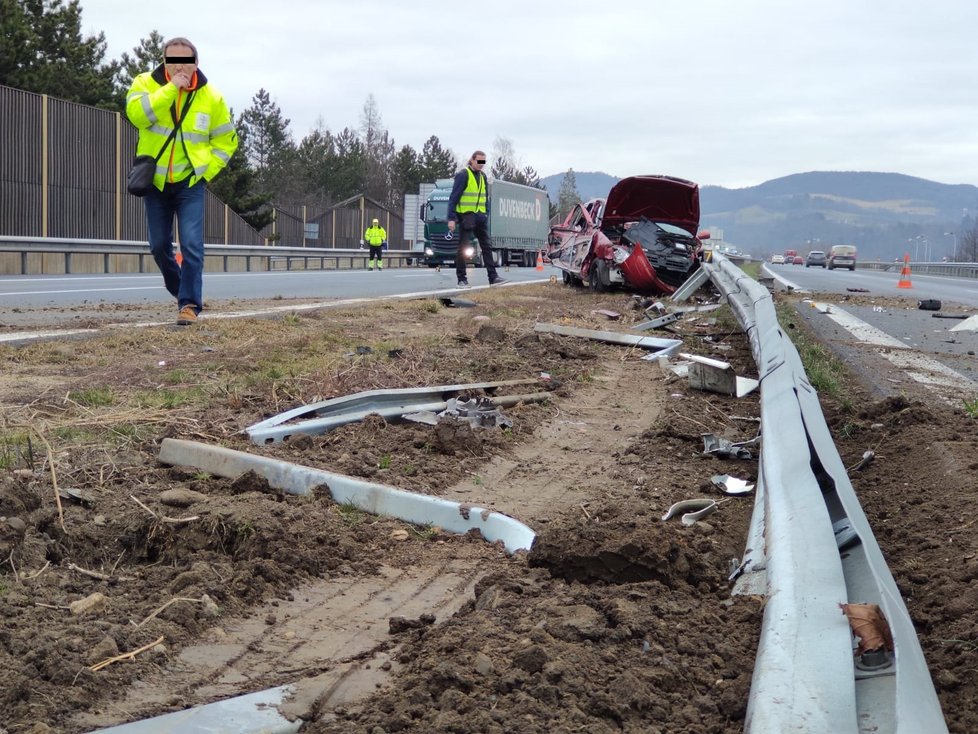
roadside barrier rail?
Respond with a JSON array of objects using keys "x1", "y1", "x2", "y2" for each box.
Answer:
[
  {"x1": 0, "y1": 235, "x2": 421, "y2": 276},
  {"x1": 858, "y1": 260, "x2": 976, "y2": 277},
  {"x1": 705, "y1": 255, "x2": 947, "y2": 733}
]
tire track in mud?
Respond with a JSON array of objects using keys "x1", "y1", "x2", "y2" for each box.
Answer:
[
  {"x1": 71, "y1": 355, "x2": 669, "y2": 730},
  {"x1": 450, "y1": 357, "x2": 667, "y2": 525}
]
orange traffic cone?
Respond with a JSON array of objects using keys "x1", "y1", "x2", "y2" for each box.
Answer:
[
  {"x1": 897, "y1": 254, "x2": 912, "y2": 289},
  {"x1": 535, "y1": 250, "x2": 544, "y2": 271}
]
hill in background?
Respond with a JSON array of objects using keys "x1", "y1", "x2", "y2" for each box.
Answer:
[{"x1": 540, "y1": 170, "x2": 977, "y2": 261}]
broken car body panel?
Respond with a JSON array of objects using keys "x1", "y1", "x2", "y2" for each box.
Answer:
[{"x1": 547, "y1": 175, "x2": 703, "y2": 295}]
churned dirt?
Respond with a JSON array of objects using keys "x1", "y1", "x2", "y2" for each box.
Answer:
[{"x1": 0, "y1": 280, "x2": 976, "y2": 733}]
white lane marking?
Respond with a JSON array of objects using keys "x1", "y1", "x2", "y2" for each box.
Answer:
[
  {"x1": 0, "y1": 286, "x2": 161, "y2": 297},
  {"x1": 0, "y1": 329, "x2": 97, "y2": 343},
  {"x1": 811, "y1": 301, "x2": 977, "y2": 401},
  {"x1": 811, "y1": 302, "x2": 908, "y2": 349},
  {"x1": 951, "y1": 314, "x2": 978, "y2": 333}
]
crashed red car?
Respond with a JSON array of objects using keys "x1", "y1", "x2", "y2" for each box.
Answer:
[{"x1": 547, "y1": 175, "x2": 705, "y2": 294}]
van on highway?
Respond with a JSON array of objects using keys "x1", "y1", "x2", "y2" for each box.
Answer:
[{"x1": 828, "y1": 245, "x2": 857, "y2": 271}]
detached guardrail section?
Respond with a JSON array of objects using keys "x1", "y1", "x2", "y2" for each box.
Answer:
[{"x1": 705, "y1": 255, "x2": 947, "y2": 733}]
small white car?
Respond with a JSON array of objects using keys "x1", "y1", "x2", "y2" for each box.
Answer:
[{"x1": 771, "y1": 254, "x2": 785, "y2": 264}]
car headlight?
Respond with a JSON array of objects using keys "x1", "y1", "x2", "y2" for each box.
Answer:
[
  {"x1": 424, "y1": 248, "x2": 433, "y2": 256},
  {"x1": 463, "y1": 246, "x2": 475, "y2": 259}
]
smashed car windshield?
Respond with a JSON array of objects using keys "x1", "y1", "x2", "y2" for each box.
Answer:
[{"x1": 655, "y1": 221, "x2": 695, "y2": 237}]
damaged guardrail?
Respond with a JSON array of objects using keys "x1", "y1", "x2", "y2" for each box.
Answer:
[{"x1": 704, "y1": 255, "x2": 947, "y2": 733}]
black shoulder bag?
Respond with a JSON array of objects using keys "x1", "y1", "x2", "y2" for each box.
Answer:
[{"x1": 126, "y1": 93, "x2": 194, "y2": 197}]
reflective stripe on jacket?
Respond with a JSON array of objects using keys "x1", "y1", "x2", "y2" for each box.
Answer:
[
  {"x1": 125, "y1": 65, "x2": 238, "y2": 191},
  {"x1": 456, "y1": 168, "x2": 487, "y2": 214},
  {"x1": 364, "y1": 226, "x2": 387, "y2": 245}
]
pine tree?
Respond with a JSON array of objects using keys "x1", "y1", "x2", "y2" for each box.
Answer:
[
  {"x1": 237, "y1": 88, "x2": 296, "y2": 198},
  {"x1": 114, "y1": 30, "x2": 164, "y2": 97},
  {"x1": 0, "y1": 0, "x2": 119, "y2": 108},
  {"x1": 557, "y1": 169, "x2": 582, "y2": 220},
  {"x1": 419, "y1": 135, "x2": 456, "y2": 182}
]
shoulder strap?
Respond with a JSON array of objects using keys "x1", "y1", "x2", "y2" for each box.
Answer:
[{"x1": 151, "y1": 91, "x2": 196, "y2": 162}]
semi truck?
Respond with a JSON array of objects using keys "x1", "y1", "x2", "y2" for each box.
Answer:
[{"x1": 420, "y1": 178, "x2": 550, "y2": 268}]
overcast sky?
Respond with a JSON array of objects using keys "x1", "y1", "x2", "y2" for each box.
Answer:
[{"x1": 80, "y1": 0, "x2": 978, "y2": 189}]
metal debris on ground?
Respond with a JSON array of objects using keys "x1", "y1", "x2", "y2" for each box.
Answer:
[
  {"x1": 533, "y1": 322, "x2": 682, "y2": 360},
  {"x1": 439, "y1": 297, "x2": 478, "y2": 308},
  {"x1": 661, "y1": 498, "x2": 718, "y2": 526},
  {"x1": 591, "y1": 309, "x2": 621, "y2": 320},
  {"x1": 932, "y1": 313, "x2": 968, "y2": 320},
  {"x1": 633, "y1": 312, "x2": 682, "y2": 331},
  {"x1": 437, "y1": 396, "x2": 514, "y2": 429},
  {"x1": 847, "y1": 450, "x2": 875, "y2": 472},
  {"x1": 846, "y1": 288, "x2": 870, "y2": 293},
  {"x1": 701, "y1": 433, "x2": 759, "y2": 460},
  {"x1": 917, "y1": 299, "x2": 942, "y2": 311},
  {"x1": 710, "y1": 474, "x2": 755, "y2": 495},
  {"x1": 682, "y1": 352, "x2": 759, "y2": 397}
]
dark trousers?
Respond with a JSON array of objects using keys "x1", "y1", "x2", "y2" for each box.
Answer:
[
  {"x1": 368, "y1": 244, "x2": 383, "y2": 264},
  {"x1": 456, "y1": 216, "x2": 498, "y2": 281}
]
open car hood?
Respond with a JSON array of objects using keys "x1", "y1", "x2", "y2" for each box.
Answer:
[{"x1": 602, "y1": 175, "x2": 700, "y2": 233}]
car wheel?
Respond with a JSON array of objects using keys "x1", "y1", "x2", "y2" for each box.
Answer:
[
  {"x1": 562, "y1": 270, "x2": 571, "y2": 285},
  {"x1": 588, "y1": 261, "x2": 608, "y2": 293}
]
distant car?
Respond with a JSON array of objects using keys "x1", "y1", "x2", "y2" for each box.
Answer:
[
  {"x1": 828, "y1": 244, "x2": 857, "y2": 271},
  {"x1": 771, "y1": 254, "x2": 785, "y2": 264},
  {"x1": 792, "y1": 255, "x2": 804, "y2": 265},
  {"x1": 806, "y1": 250, "x2": 827, "y2": 267}
]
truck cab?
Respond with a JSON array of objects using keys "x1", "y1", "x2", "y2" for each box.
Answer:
[{"x1": 420, "y1": 179, "x2": 471, "y2": 267}]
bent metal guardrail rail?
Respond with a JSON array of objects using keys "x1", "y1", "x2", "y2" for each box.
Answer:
[
  {"x1": 0, "y1": 236, "x2": 421, "y2": 276},
  {"x1": 705, "y1": 254, "x2": 947, "y2": 733}
]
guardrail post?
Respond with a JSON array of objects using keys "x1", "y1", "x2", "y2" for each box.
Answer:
[
  {"x1": 21, "y1": 252, "x2": 27, "y2": 275},
  {"x1": 65, "y1": 252, "x2": 71, "y2": 274},
  {"x1": 103, "y1": 253, "x2": 110, "y2": 273}
]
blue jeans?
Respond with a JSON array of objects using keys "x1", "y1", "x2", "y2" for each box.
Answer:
[{"x1": 143, "y1": 179, "x2": 206, "y2": 313}]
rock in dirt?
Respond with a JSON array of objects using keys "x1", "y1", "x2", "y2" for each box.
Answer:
[
  {"x1": 159, "y1": 488, "x2": 208, "y2": 507},
  {"x1": 0, "y1": 516, "x2": 27, "y2": 555},
  {"x1": 87, "y1": 635, "x2": 120, "y2": 665},
  {"x1": 70, "y1": 592, "x2": 108, "y2": 616}
]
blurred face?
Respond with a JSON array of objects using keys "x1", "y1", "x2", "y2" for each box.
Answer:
[
  {"x1": 164, "y1": 43, "x2": 197, "y2": 77},
  {"x1": 471, "y1": 155, "x2": 486, "y2": 170}
]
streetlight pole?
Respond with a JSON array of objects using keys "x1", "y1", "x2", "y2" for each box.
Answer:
[{"x1": 944, "y1": 231, "x2": 956, "y2": 261}]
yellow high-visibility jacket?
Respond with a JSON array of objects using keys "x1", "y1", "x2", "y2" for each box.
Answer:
[
  {"x1": 126, "y1": 65, "x2": 238, "y2": 191},
  {"x1": 456, "y1": 168, "x2": 487, "y2": 214},
  {"x1": 364, "y1": 225, "x2": 387, "y2": 245}
]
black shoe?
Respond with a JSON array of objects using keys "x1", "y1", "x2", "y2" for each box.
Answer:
[
  {"x1": 489, "y1": 276, "x2": 508, "y2": 285},
  {"x1": 457, "y1": 279, "x2": 470, "y2": 288}
]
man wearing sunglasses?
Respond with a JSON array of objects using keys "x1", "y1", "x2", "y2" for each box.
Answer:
[
  {"x1": 126, "y1": 37, "x2": 238, "y2": 325},
  {"x1": 447, "y1": 150, "x2": 506, "y2": 288}
]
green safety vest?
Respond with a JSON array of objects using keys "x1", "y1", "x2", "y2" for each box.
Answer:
[
  {"x1": 456, "y1": 168, "x2": 487, "y2": 214},
  {"x1": 126, "y1": 67, "x2": 238, "y2": 191},
  {"x1": 364, "y1": 225, "x2": 386, "y2": 245}
]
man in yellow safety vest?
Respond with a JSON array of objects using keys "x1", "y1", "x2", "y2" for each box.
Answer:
[
  {"x1": 363, "y1": 218, "x2": 387, "y2": 270},
  {"x1": 125, "y1": 36, "x2": 237, "y2": 325},
  {"x1": 447, "y1": 150, "x2": 506, "y2": 288}
]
